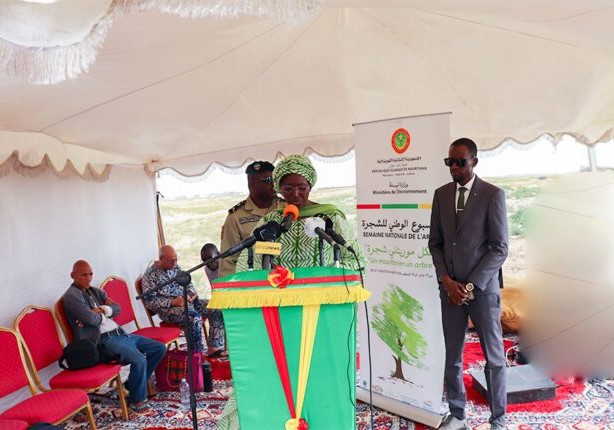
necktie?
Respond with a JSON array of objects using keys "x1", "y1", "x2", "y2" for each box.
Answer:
[{"x1": 456, "y1": 187, "x2": 467, "y2": 224}]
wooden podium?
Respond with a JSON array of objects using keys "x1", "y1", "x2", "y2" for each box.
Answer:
[{"x1": 209, "y1": 266, "x2": 370, "y2": 430}]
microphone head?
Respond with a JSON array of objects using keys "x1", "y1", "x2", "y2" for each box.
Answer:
[
  {"x1": 255, "y1": 220, "x2": 283, "y2": 241},
  {"x1": 283, "y1": 204, "x2": 299, "y2": 221},
  {"x1": 174, "y1": 271, "x2": 192, "y2": 287},
  {"x1": 304, "y1": 217, "x2": 325, "y2": 238}
]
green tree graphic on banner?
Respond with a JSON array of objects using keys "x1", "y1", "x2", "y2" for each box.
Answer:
[{"x1": 372, "y1": 284, "x2": 428, "y2": 380}]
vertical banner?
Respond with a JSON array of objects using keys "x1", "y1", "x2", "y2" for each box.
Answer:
[{"x1": 354, "y1": 113, "x2": 450, "y2": 427}]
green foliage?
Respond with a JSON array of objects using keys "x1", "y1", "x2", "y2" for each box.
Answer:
[
  {"x1": 488, "y1": 176, "x2": 550, "y2": 239},
  {"x1": 509, "y1": 185, "x2": 539, "y2": 200},
  {"x1": 371, "y1": 284, "x2": 428, "y2": 370},
  {"x1": 509, "y1": 206, "x2": 527, "y2": 236}
]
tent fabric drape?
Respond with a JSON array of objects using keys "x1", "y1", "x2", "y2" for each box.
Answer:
[
  {"x1": 0, "y1": 165, "x2": 159, "y2": 329},
  {"x1": 1, "y1": 1, "x2": 613, "y2": 177}
]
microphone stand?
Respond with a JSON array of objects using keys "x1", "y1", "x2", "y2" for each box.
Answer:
[
  {"x1": 262, "y1": 253, "x2": 274, "y2": 270},
  {"x1": 318, "y1": 237, "x2": 324, "y2": 267},
  {"x1": 175, "y1": 272, "x2": 199, "y2": 430},
  {"x1": 261, "y1": 251, "x2": 275, "y2": 270},
  {"x1": 136, "y1": 255, "x2": 223, "y2": 430},
  {"x1": 333, "y1": 244, "x2": 341, "y2": 268},
  {"x1": 247, "y1": 247, "x2": 254, "y2": 270},
  {"x1": 134, "y1": 221, "x2": 284, "y2": 429}
]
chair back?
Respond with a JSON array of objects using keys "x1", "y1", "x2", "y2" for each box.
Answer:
[
  {"x1": 0, "y1": 327, "x2": 37, "y2": 397},
  {"x1": 100, "y1": 276, "x2": 140, "y2": 329},
  {"x1": 14, "y1": 306, "x2": 65, "y2": 371},
  {"x1": 0, "y1": 419, "x2": 29, "y2": 430},
  {"x1": 135, "y1": 275, "x2": 158, "y2": 327},
  {"x1": 54, "y1": 298, "x2": 74, "y2": 343}
]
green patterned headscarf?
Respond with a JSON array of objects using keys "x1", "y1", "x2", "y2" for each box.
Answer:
[{"x1": 273, "y1": 154, "x2": 317, "y2": 193}]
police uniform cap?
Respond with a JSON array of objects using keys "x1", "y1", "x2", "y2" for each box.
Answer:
[{"x1": 246, "y1": 161, "x2": 275, "y2": 175}]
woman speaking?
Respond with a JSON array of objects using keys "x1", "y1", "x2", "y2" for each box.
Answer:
[
  {"x1": 218, "y1": 155, "x2": 366, "y2": 430},
  {"x1": 236, "y1": 154, "x2": 364, "y2": 271}
]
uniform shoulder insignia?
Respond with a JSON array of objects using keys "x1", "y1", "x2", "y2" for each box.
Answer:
[{"x1": 228, "y1": 200, "x2": 246, "y2": 214}]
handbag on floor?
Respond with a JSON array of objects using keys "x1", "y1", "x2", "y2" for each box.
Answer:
[
  {"x1": 58, "y1": 339, "x2": 100, "y2": 370},
  {"x1": 155, "y1": 349, "x2": 205, "y2": 392}
]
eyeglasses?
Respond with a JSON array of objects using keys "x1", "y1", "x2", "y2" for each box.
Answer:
[
  {"x1": 280, "y1": 185, "x2": 310, "y2": 193},
  {"x1": 259, "y1": 177, "x2": 273, "y2": 184},
  {"x1": 444, "y1": 157, "x2": 472, "y2": 167}
]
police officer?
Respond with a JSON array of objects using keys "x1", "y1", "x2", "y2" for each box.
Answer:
[{"x1": 219, "y1": 161, "x2": 286, "y2": 277}]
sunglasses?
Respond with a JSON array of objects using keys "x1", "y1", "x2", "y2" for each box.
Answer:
[{"x1": 444, "y1": 157, "x2": 472, "y2": 167}]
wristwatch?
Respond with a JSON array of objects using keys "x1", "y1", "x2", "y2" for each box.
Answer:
[{"x1": 465, "y1": 282, "x2": 475, "y2": 301}]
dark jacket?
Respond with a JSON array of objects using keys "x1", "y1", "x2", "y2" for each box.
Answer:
[{"x1": 62, "y1": 284, "x2": 121, "y2": 341}]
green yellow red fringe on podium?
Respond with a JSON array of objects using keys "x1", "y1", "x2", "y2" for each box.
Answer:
[{"x1": 209, "y1": 266, "x2": 371, "y2": 430}]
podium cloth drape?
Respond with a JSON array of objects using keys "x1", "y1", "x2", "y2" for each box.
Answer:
[{"x1": 209, "y1": 266, "x2": 370, "y2": 430}]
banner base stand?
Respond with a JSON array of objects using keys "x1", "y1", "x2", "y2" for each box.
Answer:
[{"x1": 357, "y1": 388, "x2": 445, "y2": 428}]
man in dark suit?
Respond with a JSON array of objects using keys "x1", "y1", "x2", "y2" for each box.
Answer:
[{"x1": 429, "y1": 138, "x2": 509, "y2": 430}]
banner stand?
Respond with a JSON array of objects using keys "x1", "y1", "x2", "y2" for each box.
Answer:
[
  {"x1": 354, "y1": 112, "x2": 451, "y2": 426},
  {"x1": 356, "y1": 389, "x2": 444, "y2": 428}
]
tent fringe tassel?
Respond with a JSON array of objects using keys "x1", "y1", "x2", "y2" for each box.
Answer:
[
  {"x1": 0, "y1": 152, "x2": 112, "y2": 181},
  {"x1": 0, "y1": 0, "x2": 321, "y2": 85},
  {"x1": 208, "y1": 285, "x2": 371, "y2": 309}
]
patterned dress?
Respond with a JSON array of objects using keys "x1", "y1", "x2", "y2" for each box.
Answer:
[
  {"x1": 141, "y1": 263, "x2": 225, "y2": 353},
  {"x1": 236, "y1": 204, "x2": 365, "y2": 272}
]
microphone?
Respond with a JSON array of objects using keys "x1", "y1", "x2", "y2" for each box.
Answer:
[
  {"x1": 219, "y1": 220, "x2": 282, "y2": 259},
  {"x1": 304, "y1": 217, "x2": 335, "y2": 246},
  {"x1": 255, "y1": 220, "x2": 283, "y2": 241},
  {"x1": 324, "y1": 217, "x2": 355, "y2": 253},
  {"x1": 280, "y1": 204, "x2": 299, "y2": 232}
]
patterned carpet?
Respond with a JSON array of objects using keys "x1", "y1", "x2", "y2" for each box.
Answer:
[
  {"x1": 459, "y1": 333, "x2": 614, "y2": 430},
  {"x1": 61, "y1": 334, "x2": 614, "y2": 430},
  {"x1": 62, "y1": 380, "x2": 231, "y2": 430}
]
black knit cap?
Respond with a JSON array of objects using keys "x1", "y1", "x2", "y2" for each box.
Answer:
[{"x1": 245, "y1": 161, "x2": 275, "y2": 175}]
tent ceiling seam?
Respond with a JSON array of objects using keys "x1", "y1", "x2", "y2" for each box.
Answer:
[
  {"x1": 358, "y1": 8, "x2": 486, "y2": 130},
  {"x1": 40, "y1": 22, "x2": 282, "y2": 132},
  {"x1": 203, "y1": 13, "x2": 320, "y2": 129}
]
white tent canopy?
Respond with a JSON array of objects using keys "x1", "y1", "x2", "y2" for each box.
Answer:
[
  {"x1": 2, "y1": 0, "x2": 614, "y2": 178},
  {"x1": 1, "y1": 0, "x2": 614, "y2": 415}
]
